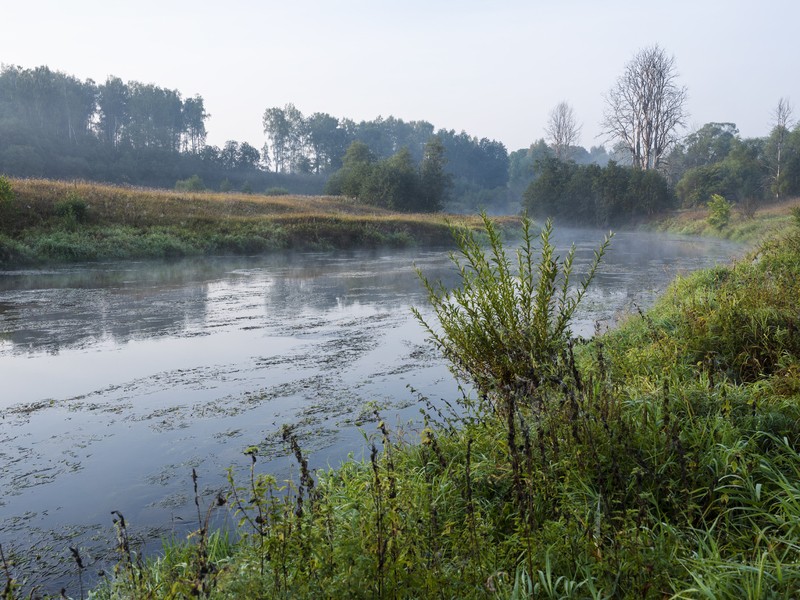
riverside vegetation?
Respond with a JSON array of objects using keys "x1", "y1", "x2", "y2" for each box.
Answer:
[
  {"x1": 652, "y1": 195, "x2": 800, "y2": 243},
  {"x1": 3, "y1": 209, "x2": 800, "y2": 598},
  {"x1": 0, "y1": 177, "x2": 482, "y2": 267}
]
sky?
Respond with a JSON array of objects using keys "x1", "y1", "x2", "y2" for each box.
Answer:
[{"x1": 2, "y1": 0, "x2": 799, "y2": 153}]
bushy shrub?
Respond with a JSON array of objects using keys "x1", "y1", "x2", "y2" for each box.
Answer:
[
  {"x1": 175, "y1": 174, "x2": 205, "y2": 192},
  {"x1": 0, "y1": 175, "x2": 14, "y2": 203},
  {"x1": 54, "y1": 192, "x2": 89, "y2": 224},
  {"x1": 414, "y1": 213, "x2": 611, "y2": 408},
  {"x1": 707, "y1": 193, "x2": 732, "y2": 229},
  {"x1": 0, "y1": 176, "x2": 16, "y2": 234},
  {"x1": 523, "y1": 159, "x2": 675, "y2": 226},
  {"x1": 325, "y1": 140, "x2": 448, "y2": 212},
  {"x1": 264, "y1": 186, "x2": 290, "y2": 196}
]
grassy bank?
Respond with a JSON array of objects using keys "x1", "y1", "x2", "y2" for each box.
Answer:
[
  {"x1": 0, "y1": 178, "x2": 489, "y2": 266},
  {"x1": 6, "y1": 214, "x2": 790, "y2": 599},
  {"x1": 4, "y1": 203, "x2": 800, "y2": 597},
  {"x1": 650, "y1": 196, "x2": 800, "y2": 243}
]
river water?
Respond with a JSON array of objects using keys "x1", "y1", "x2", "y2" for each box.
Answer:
[{"x1": 0, "y1": 229, "x2": 742, "y2": 591}]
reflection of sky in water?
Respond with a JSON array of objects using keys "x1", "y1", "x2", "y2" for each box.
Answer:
[{"x1": 0, "y1": 232, "x2": 743, "y2": 591}]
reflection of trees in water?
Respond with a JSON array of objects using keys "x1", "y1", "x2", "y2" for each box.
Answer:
[
  {"x1": 261, "y1": 255, "x2": 459, "y2": 315},
  {"x1": 0, "y1": 283, "x2": 210, "y2": 353},
  {"x1": 0, "y1": 235, "x2": 741, "y2": 355},
  {"x1": 0, "y1": 259, "x2": 242, "y2": 353}
]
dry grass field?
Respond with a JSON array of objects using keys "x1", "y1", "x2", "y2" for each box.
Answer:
[{"x1": 0, "y1": 178, "x2": 514, "y2": 265}]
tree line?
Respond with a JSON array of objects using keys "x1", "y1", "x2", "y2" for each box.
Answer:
[
  {"x1": 521, "y1": 45, "x2": 800, "y2": 225},
  {"x1": 261, "y1": 103, "x2": 511, "y2": 212},
  {"x1": 3, "y1": 54, "x2": 799, "y2": 220},
  {"x1": 520, "y1": 113, "x2": 800, "y2": 226},
  {"x1": 0, "y1": 64, "x2": 511, "y2": 206},
  {"x1": 0, "y1": 66, "x2": 218, "y2": 184},
  {"x1": 668, "y1": 118, "x2": 800, "y2": 212}
]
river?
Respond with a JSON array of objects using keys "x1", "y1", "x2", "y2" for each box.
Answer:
[{"x1": 0, "y1": 229, "x2": 742, "y2": 591}]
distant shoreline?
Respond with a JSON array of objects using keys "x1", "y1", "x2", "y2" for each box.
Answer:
[{"x1": 0, "y1": 178, "x2": 503, "y2": 267}]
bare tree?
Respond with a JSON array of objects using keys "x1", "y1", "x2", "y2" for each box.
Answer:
[
  {"x1": 601, "y1": 45, "x2": 688, "y2": 170},
  {"x1": 544, "y1": 101, "x2": 582, "y2": 160},
  {"x1": 769, "y1": 97, "x2": 794, "y2": 198}
]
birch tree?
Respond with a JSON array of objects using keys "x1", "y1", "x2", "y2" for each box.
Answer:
[{"x1": 767, "y1": 97, "x2": 794, "y2": 198}]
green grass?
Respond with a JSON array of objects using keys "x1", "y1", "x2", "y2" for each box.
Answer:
[
  {"x1": 5, "y1": 212, "x2": 800, "y2": 599},
  {"x1": 650, "y1": 196, "x2": 800, "y2": 244}
]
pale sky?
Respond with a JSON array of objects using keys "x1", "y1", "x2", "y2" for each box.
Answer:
[{"x1": 3, "y1": 1, "x2": 798, "y2": 153}]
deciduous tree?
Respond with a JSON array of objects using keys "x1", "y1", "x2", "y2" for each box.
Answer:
[
  {"x1": 766, "y1": 97, "x2": 794, "y2": 198},
  {"x1": 601, "y1": 45, "x2": 688, "y2": 170},
  {"x1": 418, "y1": 135, "x2": 451, "y2": 212},
  {"x1": 544, "y1": 101, "x2": 581, "y2": 160}
]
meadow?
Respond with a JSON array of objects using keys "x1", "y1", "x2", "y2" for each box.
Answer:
[{"x1": 0, "y1": 178, "x2": 487, "y2": 266}]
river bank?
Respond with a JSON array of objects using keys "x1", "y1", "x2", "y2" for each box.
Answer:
[
  {"x1": 6, "y1": 214, "x2": 795, "y2": 598},
  {"x1": 0, "y1": 178, "x2": 494, "y2": 267},
  {"x1": 0, "y1": 229, "x2": 744, "y2": 598},
  {"x1": 648, "y1": 196, "x2": 800, "y2": 243}
]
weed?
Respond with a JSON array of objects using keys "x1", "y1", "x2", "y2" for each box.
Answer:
[{"x1": 414, "y1": 213, "x2": 611, "y2": 411}]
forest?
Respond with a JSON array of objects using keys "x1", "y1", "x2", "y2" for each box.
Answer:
[
  {"x1": 2, "y1": 62, "x2": 800, "y2": 224},
  {"x1": 0, "y1": 65, "x2": 508, "y2": 209}
]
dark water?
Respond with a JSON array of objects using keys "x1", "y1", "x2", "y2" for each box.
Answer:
[{"x1": 0, "y1": 230, "x2": 742, "y2": 591}]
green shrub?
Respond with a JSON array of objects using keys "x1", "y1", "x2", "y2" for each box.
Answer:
[
  {"x1": 414, "y1": 213, "x2": 611, "y2": 408},
  {"x1": 0, "y1": 175, "x2": 13, "y2": 203},
  {"x1": 54, "y1": 192, "x2": 89, "y2": 224},
  {"x1": 0, "y1": 176, "x2": 16, "y2": 234},
  {"x1": 707, "y1": 193, "x2": 732, "y2": 229},
  {"x1": 264, "y1": 186, "x2": 290, "y2": 196},
  {"x1": 792, "y1": 205, "x2": 800, "y2": 228},
  {"x1": 175, "y1": 174, "x2": 205, "y2": 192},
  {"x1": 0, "y1": 234, "x2": 32, "y2": 265}
]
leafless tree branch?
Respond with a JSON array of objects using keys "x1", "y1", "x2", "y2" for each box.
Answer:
[
  {"x1": 545, "y1": 101, "x2": 582, "y2": 160},
  {"x1": 601, "y1": 45, "x2": 688, "y2": 170}
]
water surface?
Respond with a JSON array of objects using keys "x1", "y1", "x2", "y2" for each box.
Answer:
[{"x1": 0, "y1": 230, "x2": 743, "y2": 589}]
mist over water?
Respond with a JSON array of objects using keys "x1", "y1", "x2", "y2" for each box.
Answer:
[{"x1": 0, "y1": 232, "x2": 742, "y2": 590}]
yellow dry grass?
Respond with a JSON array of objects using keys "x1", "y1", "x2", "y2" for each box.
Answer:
[{"x1": 5, "y1": 178, "x2": 501, "y2": 232}]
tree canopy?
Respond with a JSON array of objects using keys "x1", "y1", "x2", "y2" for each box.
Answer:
[{"x1": 324, "y1": 137, "x2": 451, "y2": 212}]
